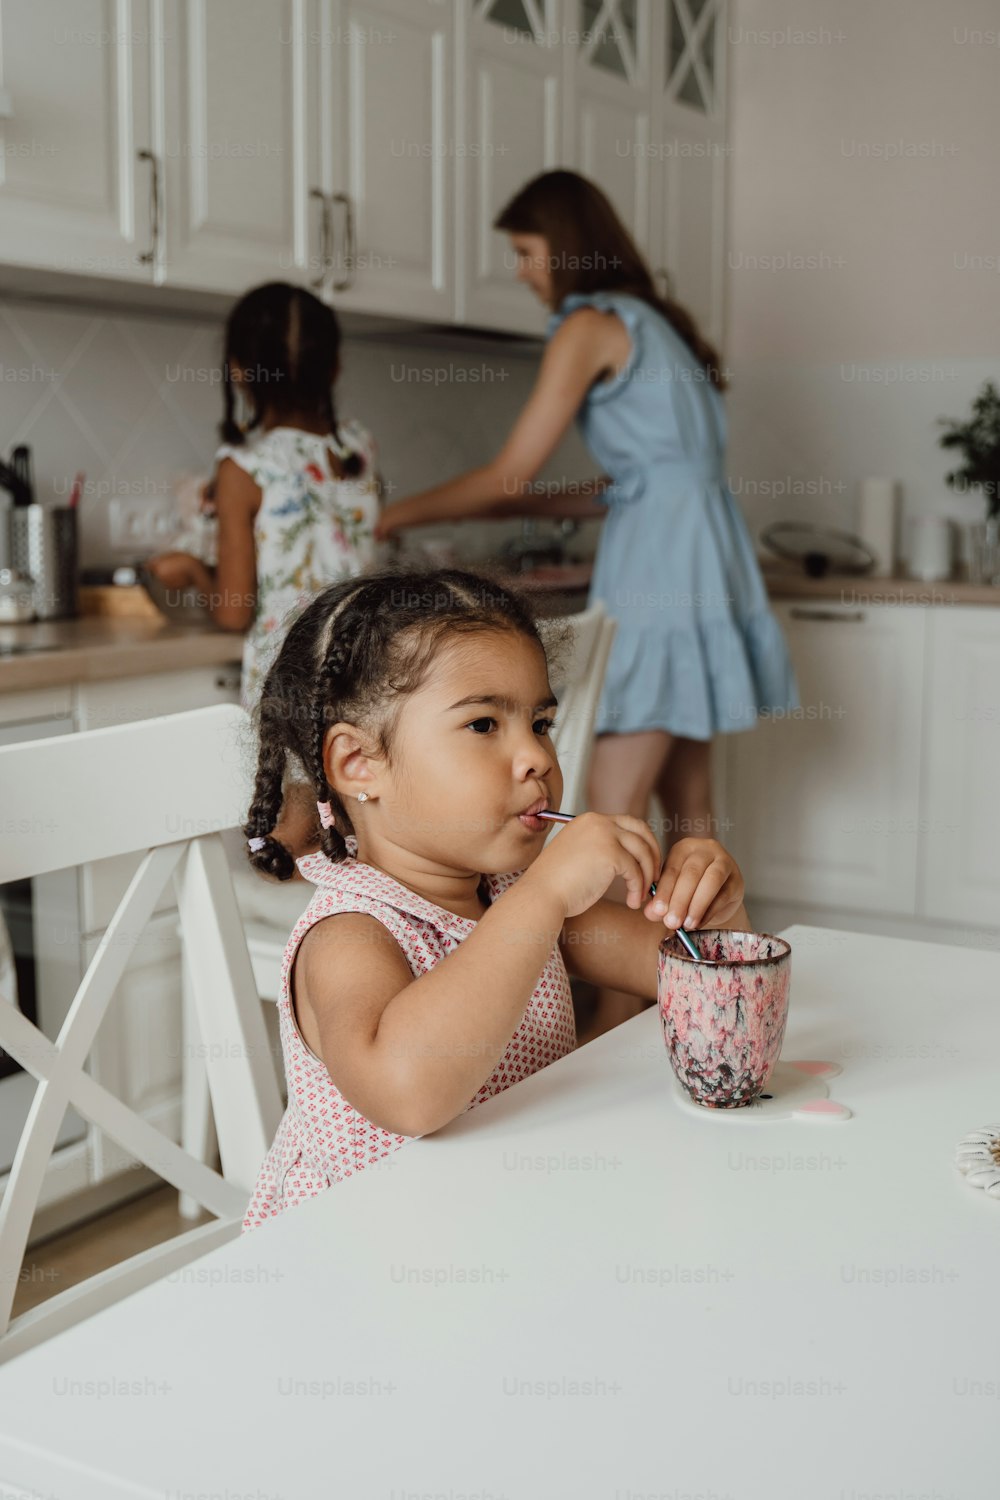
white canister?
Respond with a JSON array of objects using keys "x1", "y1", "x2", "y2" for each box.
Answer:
[
  {"x1": 857, "y1": 478, "x2": 899, "y2": 576},
  {"x1": 906, "y1": 516, "x2": 953, "y2": 582}
]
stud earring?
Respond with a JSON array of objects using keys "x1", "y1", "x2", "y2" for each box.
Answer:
[{"x1": 357, "y1": 791, "x2": 369, "y2": 803}]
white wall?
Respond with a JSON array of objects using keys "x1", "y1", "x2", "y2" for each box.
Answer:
[
  {"x1": 0, "y1": 295, "x2": 599, "y2": 571},
  {"x1": 724, "y1": 0, "x2": 1000, "y2": 565}
]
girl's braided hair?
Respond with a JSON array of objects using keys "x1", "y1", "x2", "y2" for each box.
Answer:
[
  {"x1": 220, "y1": 281, "x2": 364, "y2": 475},
  {"x1": 242, "y1": 565, "x2": 564, "y2": 880}
]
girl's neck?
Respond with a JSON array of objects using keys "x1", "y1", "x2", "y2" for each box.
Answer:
[
  {"x1": 323, "y1": 834, "x2": 491, "y2": 922},
  {"x1": 260, "y1": 409, "x2": 330, "y2": 436}
]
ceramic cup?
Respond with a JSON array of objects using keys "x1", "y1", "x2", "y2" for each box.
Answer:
[{"x1": 657, "y1": 929, "x2": 792, "y2": 1108}]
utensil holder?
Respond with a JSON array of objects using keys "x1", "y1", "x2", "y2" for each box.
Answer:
[{"x1": 10, "y1": 505, "x2": 79, "y2": 619}]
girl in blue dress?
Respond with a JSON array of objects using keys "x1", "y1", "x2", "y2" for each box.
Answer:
[{"x1": 376, "y1": 171, "x2": 797, "y2": 1034}]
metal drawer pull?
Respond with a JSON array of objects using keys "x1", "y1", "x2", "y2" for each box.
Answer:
[
  {"x1": 309, "y1": 187, "x2": 332, "y2": 290},
  {"x1": 332, "y1": 191, "x2": 355, "y2": 292},
  {"x1": 789, "y1": 608, "x2": 866, "y2": 623},
  {"x1": 137, "y1": 149, "x2": 162, "y2": 266}
]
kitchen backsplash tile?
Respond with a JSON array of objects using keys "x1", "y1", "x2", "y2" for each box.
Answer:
[{"x1": 0, "y1": 297, "x2": 600, "y2": 570}]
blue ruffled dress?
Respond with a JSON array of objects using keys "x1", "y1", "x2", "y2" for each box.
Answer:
[{"x1": 546, "y1": 291, "x2": 798, "y2": 739}]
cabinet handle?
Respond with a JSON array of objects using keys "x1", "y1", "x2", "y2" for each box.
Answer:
[
  {"x1": 655, "y1": 266, "x2": 675, "y2": 298},
  {"x1": 214, "y1": 669, "x2": 242, "y2": 693},
  {"x1": 137, "y1": 149, "x2": 162, "y2": 266},
  {"x1": 309, "y1": 187, "x2": 331, "y2": 290},
  {"x1": 789, "y1": 607, "x2": 867, "y2": 623},
  {"x1": 332, "y1": 191, "x2": 355, "y2": 292}
]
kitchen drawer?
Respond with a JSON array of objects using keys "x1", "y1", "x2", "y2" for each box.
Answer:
[
  {"x1": 0, "y1": 684, "x2": 73, "y2": 729},
  {"x1": 74, "y1": 664, "x2": 242, "y2": 732},
  {"x1": 79, "y1": 664, "x2": 243, "y2": 933}
]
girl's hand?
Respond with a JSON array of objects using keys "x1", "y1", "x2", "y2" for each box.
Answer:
[
  {"x1": 644, "y1": 838, "x2": 746, "y2": 931},
  {"x1": 145, "y1": 551, "x2": 208, "y2": 591},
  {"x1": 520, "y1": 811, "x2": 662, "y2": 920}
]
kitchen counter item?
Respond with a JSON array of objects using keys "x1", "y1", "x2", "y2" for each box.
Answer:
[
  {"x1": 905, "y1": 515, "x2": 953, "y2": 581},
  {"x1": 856, "y1": 477, "x2": 900, "y2": 576},
  {"x1": 79, "y1": 584, "x2": 165, "y2": 620},
  {"x1": 760, "y1": 521, "x2": 876, "y2": 579},
  {"x1": 9, "y1": 504, "x2": 78, "y2": 619},
  {"x1": 135, "y1": 562, "x2": 212, "y2": 625},
  {"x1": 0, "y1": 569, "x2": 35, "y2": 623}
]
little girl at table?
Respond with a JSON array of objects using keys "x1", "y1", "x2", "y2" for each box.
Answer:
[{"x1": 240, "y1": 566, "x2": 750, "y2": 1233}]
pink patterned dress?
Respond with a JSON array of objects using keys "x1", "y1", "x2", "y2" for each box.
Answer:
[{"x1": 241, "y1": 841, "x2": 577, "y2": 1233}]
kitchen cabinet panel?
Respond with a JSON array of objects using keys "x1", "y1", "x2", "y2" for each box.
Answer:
[
  {"x1": 0, "y1": 0, "x2": 151, "y2": 280},
  {"x1": 460, "y1": 9, "x2": 562, "y2": 336},
  {"x1": 920, "y1": 608, "x2": 1000, "y2": 928},
  {"x1": 323, "y1": 0, "x2": 454, "y2": 320},
  {"x1": 725, "y1": 602, "x2": 926, "y2": 916},
  {"x1": 158, "y1": 0, "x2": 314, "y2": 293},
  {"x1": 565, "y1": 0, "x2": 652, "y2": 251}
]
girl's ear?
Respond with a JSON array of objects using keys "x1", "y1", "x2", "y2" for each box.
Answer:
[{"x1": 323, "y1": 723, "x2": 380, "y2": 801}]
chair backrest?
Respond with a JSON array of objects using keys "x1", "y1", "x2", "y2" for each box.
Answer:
[
  {"x1": 0, "y1": 703, "x2": 282, "y2": 1362},
  {"x1": 539, "y1": 603, "x2": 618, "y2": 815}
]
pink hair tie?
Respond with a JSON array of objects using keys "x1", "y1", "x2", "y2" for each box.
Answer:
[
  {"x1": 316, "y1": 800, "x2": 336, "y2": 829},
  {"x1": 247, "y1": 836, "x2": 267, "y2": 853}
]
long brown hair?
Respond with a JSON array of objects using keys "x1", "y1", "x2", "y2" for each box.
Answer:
[{"x1": 495, "y1": 169, "x2": 728, "y2": 392}]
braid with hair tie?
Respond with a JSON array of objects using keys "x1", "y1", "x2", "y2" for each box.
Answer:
[{"x1": 306, "y1": 580, "x2": 371, "y2": 862}]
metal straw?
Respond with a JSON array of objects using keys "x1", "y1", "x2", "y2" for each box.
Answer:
[{"x1": 535, "y1": 809, "x2": 704, "y2": 960}]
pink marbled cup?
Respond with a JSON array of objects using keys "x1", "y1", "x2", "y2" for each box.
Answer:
[{"x1": 657, "y1": 930, "x2": 792, "y2": 1108}]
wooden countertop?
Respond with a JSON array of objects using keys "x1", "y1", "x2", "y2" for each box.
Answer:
[
  {"x1": 0, "y1": 616, "x2": 243, "y2": 694},
  {"x1": 759, "y1": 561, "x2": 1000, "y2": 607},
  {"x1": 3, "y1": 558, "x2": 997, "y2": 697}
]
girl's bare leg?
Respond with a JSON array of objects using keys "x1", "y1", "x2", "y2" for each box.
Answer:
[
  {"x1": 578, "y1": 729, "x2": 674, "y2": 1043},
  {"x1": 654, "y1": 735, "x2": 716, "y2": 852}
]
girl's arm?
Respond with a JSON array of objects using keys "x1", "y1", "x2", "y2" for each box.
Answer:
[
  {"x1": 295, "y1": 811, "x2": 661, "y2": 1137},
  {"x1": 296, "y1": 878, "x2": 568, "y2": 1138},
  {"x1": 374, "y1": 309, "x2": 623, "y2": 536},
  {"x1": 558, "y1": 839, "x2": 750, "y2": 999},
  {"x1": 206, "y1": 457, "x2": 262, "y2": 631},
  {"x1": 485, "y1": 475, "x2": 611, "y2": 520}
]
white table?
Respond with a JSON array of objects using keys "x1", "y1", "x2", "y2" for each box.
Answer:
[{"x1": 0, "y1": 925, "x2": 997, "y2": 1500}]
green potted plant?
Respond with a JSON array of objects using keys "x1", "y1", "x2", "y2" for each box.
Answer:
[{"x1": 938, "y1": 379, "x2": 1000, "y2": 584}]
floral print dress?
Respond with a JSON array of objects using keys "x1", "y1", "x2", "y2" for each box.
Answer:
[{"x1": 203, "y1": 420, "x2": 381, "y2": 709}]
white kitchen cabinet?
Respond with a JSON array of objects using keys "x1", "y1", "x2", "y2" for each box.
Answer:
[
  {"x1": 459, "y1": 0, "x2": 563, "y2": 336},
  {"x1": 564, "y1": 0, "x2": 652, "y2": 250},
  {"x1": 648, "y1": 0, "x2": 728, "y2": 346},
  {"x1": 314, "y1": 0, "x2": 455, "y2": 321},
  {"x1": 0, "y1": 0, "x2": 152, "y2": 281},
  {"x1": 0, "y1": 0, "x2": 731, "y2": 340},
  {"x1": 725, "y1": 602, "x2": 927, "y2": 916},
  {"x1": 919, "y1": 607, "x2": 1000, "y2": 928},
  {"x1": 157, "y1": 0, "x2": 315, "y2": 293}
]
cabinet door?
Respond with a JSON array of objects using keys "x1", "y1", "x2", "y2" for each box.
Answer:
[
  {"x1": 725, "y1": 603, "x2": 927, "y2": 915},
  {"x1": 460, "y1": 0, "x2": 563, "y2": 335},
  {"x1": 319, "y1": 0, "x2": 454, "y2": 320},
  {"x1": 920, "y1": 608, "x2": 1000, "y2": 928},
  {"x1": 564, "y1": 0, "x2": 652, "y2": 253},
  {"x1": 158, "y1": 0, "x2": 315, "y2": 293},
  {"x1": 0, "y1": 0, "x2": 151, "y2": 281},
  {"x1": 648, "y1": 0, "x2": 728, "y2": 347}
]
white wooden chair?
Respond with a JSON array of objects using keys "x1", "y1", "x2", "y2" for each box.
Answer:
[
  {"x1": 538, "y1": 601, "x2": 617, "y2": 816},
  {"x1": 0, "y1": 704, "x2": 283, "y2": 1363}
]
